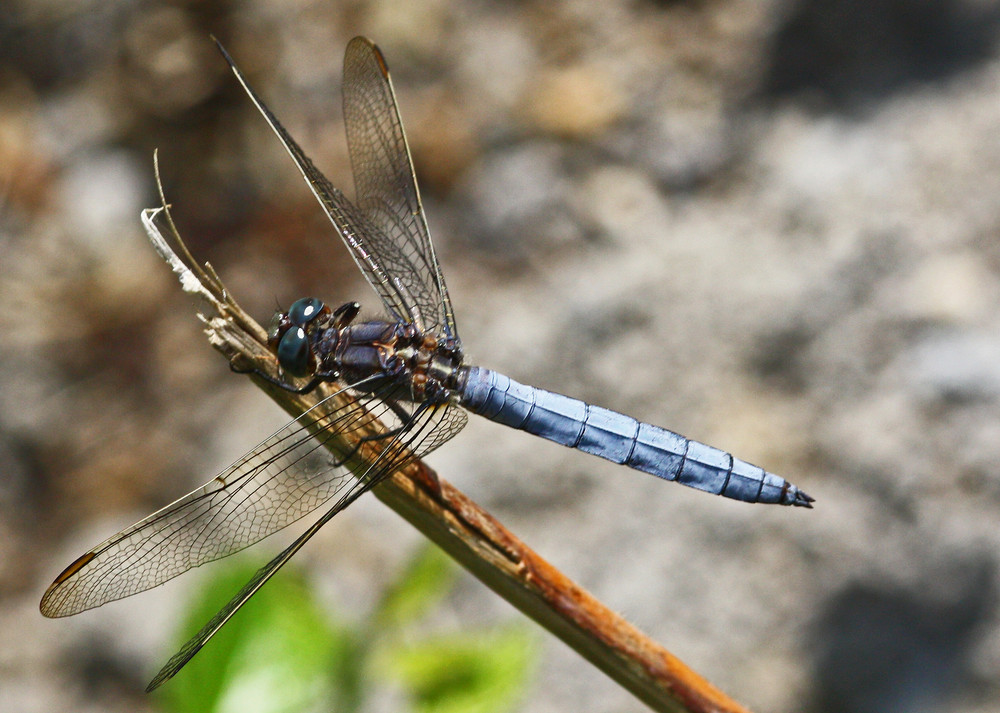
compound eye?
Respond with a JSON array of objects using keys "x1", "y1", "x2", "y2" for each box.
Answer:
[
  {"x1": 288, "y1": 297, "x2": 326, "y2": 327},
  {"x1": 277, "y1": 327, "x2": 311, "y2": 377}
]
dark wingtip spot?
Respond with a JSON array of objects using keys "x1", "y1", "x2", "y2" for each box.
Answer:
[{"x1": 51, "y1": 551, "x2": 96, "y2": 586}]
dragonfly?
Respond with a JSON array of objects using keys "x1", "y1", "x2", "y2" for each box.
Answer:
[{"x1": 40, "y1": 36, "x2": 813, "y2": 691}]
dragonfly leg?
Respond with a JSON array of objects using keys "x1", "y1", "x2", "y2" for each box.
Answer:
[
  {"x1": 332, "y1": 301, "x2": 361, "y2": 327},
  {"x1": 228, "y1": 354, "x2": 261, "y2": 375},
  {"x1": 382, "y1": 396, "x2": 418, "y2": 426},
  {"x1": 229, "y1": 358, "x2": 338, "y2": 395},
  {"x1": 324, "y1": 401, "x2": 429, "y2": 474}
]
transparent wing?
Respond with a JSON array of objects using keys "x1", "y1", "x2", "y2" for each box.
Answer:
[
  {"x1": 145, "y1": 401, "x2": 465, "y2": 691},
  {"x1": 214, "y1": 39, "x2": 456, "y2": 340},
  {"x1": 342, "y1": 37, "x2": 459, "y2": 341},
  {"x1": 40, "y1": 382, "x2": 467, "y2": 618}
]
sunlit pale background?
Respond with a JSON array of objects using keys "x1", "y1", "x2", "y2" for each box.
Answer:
[{"x1": 3, "y1": 1, "x2": 1000, "y2": 711}]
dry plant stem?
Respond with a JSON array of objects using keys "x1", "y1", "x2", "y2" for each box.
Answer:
[{"x1": 141, "y1": 161, "x2": 753, "y2": 713}]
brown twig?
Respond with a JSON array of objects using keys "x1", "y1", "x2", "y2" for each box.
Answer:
[{"x1": 141, "y1": 157, "x2": 754, "y2": 713}]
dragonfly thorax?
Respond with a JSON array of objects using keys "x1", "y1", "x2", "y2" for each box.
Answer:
[{"x1": 268, "y1": 298, "x2": 463, "y2": 403}]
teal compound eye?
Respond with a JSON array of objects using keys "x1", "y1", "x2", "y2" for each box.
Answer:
[
  {"x1": 288, "y1": 297, "x2": 326, "y2": 326},
  {"x1": 276, "y1": 326, "x2": 311, "y2": 377}
]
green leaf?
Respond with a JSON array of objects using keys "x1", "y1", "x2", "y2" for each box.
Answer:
[
  {"x1": 158, "y1": 556, "x2": 360, "y2": 713},
  {"x1": 383, "y1": 626, "x2": 537, "y2": 713},
  {"x1": 373, "y1": 543, "x2": 457, "y2": 630},
  {"x1": 156, "y1": 544, "x2": 536, "y2": 713}
]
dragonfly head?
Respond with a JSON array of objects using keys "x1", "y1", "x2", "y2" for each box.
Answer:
[{"x1": 267, "y1": 297, "x2": 329, "y2": 377}]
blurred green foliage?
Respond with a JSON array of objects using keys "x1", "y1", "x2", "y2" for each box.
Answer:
[{"x1": 157, "y1": 544, "x2": 536, "y2": 713}]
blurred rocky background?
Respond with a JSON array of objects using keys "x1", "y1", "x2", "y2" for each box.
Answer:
[{"x1": 3, "y1": 0, "x2": 1000, "y2": 711}]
